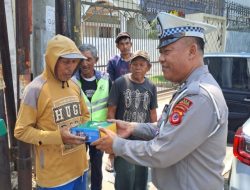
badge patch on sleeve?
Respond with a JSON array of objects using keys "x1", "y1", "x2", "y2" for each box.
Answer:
[
  {"x1": 169, "y1": 98, "x2": 193, "y2": 126},
  {"x1": 169, "y1": 111, "x2": 183, "y2": 125}
]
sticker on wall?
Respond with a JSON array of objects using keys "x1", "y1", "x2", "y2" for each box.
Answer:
[{"x1": 0, "y1": 64, "x2": 6, "y2": 90}]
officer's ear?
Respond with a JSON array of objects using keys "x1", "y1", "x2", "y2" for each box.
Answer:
[{"x1": 188, "y1": 43, "x2": 198, "y2": 60}]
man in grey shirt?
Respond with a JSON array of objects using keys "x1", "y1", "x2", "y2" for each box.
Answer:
[{"x1": 92, "y1": 12, "x2": 228, "y2": 190}]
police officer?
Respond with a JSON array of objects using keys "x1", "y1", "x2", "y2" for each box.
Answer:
[{"x1": 92, "y1": 12, "x2": 228, "y2": 190}]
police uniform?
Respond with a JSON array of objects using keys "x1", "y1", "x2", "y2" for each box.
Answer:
[{"x1": 112, "y1": 13, "x2": 228, "y2": 190}]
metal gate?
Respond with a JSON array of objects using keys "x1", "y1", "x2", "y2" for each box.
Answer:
[
  {"x1": 225, "y1": 1, "x2": 250, "y2": 32},
  {"x1": 80, "y1": 0, "x2": 226, "y2": 93},
  {"x1": 80, "y1": 0, "x2": 169, "y2": 92}
]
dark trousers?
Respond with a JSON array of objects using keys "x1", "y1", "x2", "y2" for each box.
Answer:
[
  {"x1": 114, "y1": 156, "x2": 148, "y2": 190},
  {"x1": 87, "y1": 143, "x2": 104, "y2": 190}
]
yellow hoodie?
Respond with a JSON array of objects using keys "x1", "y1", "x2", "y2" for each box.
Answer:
[{"x1": 15, "y1": 35, "x2": 89, "y2": 187}]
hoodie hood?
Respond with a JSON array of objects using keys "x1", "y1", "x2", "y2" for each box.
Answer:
[{"x1": 44, "y1": 34, "x2": 85, "y2": 81}]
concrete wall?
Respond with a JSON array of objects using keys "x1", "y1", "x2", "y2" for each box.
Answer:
[
  {"x1": 32, "y1": 0, "x2": 55, "y2": 77},
  {"x1": 186, "y1": 13, "x2": 227, "y2": 53},
  {"x1": 225, "y1": 31, "x2": 250, "y2": 53}
]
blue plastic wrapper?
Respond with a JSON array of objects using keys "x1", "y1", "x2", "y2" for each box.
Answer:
[
  {"x1": 70, "y1": 121, "x2": 116, "y2": 143},
  {"x1": 70, "y1": 127, "x2": 99, "y2": 143}
]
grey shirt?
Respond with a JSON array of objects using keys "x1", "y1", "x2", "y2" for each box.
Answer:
[
  {"x1": 113, "y1": 65, "x2": 228, "y2": 190},
  {"x1": 108, "y1": 74, "x2": 158, "y2": 123}
]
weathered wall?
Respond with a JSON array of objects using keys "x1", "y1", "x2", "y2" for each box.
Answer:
[
  {"x1": 32, "y1": 0, "x2": 55, "y2": 77},
  {"x1": 225, "y1": 31, "x2": 250, "y2": 53},
  {"x1": 186, "y1": 13, "x2": 226, "y2": 53}
]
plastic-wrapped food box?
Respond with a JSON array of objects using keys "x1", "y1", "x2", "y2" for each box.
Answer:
[{"x1": 70, "y1": 121, "x2": 116, "y2": 143}]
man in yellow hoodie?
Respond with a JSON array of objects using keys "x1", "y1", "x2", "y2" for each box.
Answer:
[{"x1": 15, "y1": 34, "x2": 90, "y2": 190}]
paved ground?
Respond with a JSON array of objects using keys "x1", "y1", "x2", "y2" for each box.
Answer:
[{"x1": 101, "y1": 153, "x2": 158, "y2": 190}]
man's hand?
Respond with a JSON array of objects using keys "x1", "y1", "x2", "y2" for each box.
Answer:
[
  {"x1": 108, "y1": 119, "x2": 135, "y2": 138},
  {"x1": 91, "y1": 128, "x2": 117, "y2": 154},
  {"x1": 60, "y1": 126, "x2": 86, "y2": 145}
]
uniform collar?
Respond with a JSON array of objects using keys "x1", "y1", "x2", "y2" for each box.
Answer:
[{"x1": 180, "y1": 65, "x2": 209, "y2": 90}]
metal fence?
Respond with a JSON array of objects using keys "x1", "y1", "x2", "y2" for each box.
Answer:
[
  {"x1": 80, "y1": 0, "x2": 246, "y2": 93},
  {"x1": 140, "y1": 0, "x2": 225, "y2": 17},
  {"x1": 81, "y1": 0, "x2": 169, "y2": 92},
  {"x1": 225, "y1": 1, "x2": 250, "y2": 32},
  {"x1": 223, "y1": 1, "x2": 250, "y2": 53}
]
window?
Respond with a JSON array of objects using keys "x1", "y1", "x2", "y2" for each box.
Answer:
[
  {"x1": 115, "y1": 28, "x2": 120, "y2": 37},
  {"x1": 99, "y1": 26, "x2": 112, "y2": 38},
  {"x1": 205, "y1": 57, "x2": 250, "y2": 91},
  {"x1": 205, "y1": 57, "x2": 223, "y2": 86},
  {"x1": 231, "y1": 58, "x2": 250, "y2": 90}
]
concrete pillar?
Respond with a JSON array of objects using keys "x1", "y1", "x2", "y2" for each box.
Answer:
[
  {"x1": 32, "y1": 0, "x2": 55, "y2": 77},
  {"x1": 120, "y1": 12, "x2": 127, "y2": 32}
]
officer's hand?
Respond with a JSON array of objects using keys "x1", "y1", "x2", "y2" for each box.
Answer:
[
  {"x1": 108, "y1": 119, "x2": 135, "y2": 138},
  {"x1": 60, "y1": 126, "x2": 86, "y2": 145},
  {"x1": 91, "y1": 128, "x2": 116, "y2": 154}
]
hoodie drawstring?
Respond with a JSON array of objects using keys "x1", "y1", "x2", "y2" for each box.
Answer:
[{"x1": 61, "y1": 81, "x2": 69, "y2": 88}]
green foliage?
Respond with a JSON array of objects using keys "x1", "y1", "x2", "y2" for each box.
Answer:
[
  {"x1": 149, "y1": 75, "x2": 165, "y2": 83},
  {"x1": 149, "y1": 75, "x2": 179, "y2": 89},
  {"x1": 148, "y1": 18, "x2": 158, "y2": 39}
]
